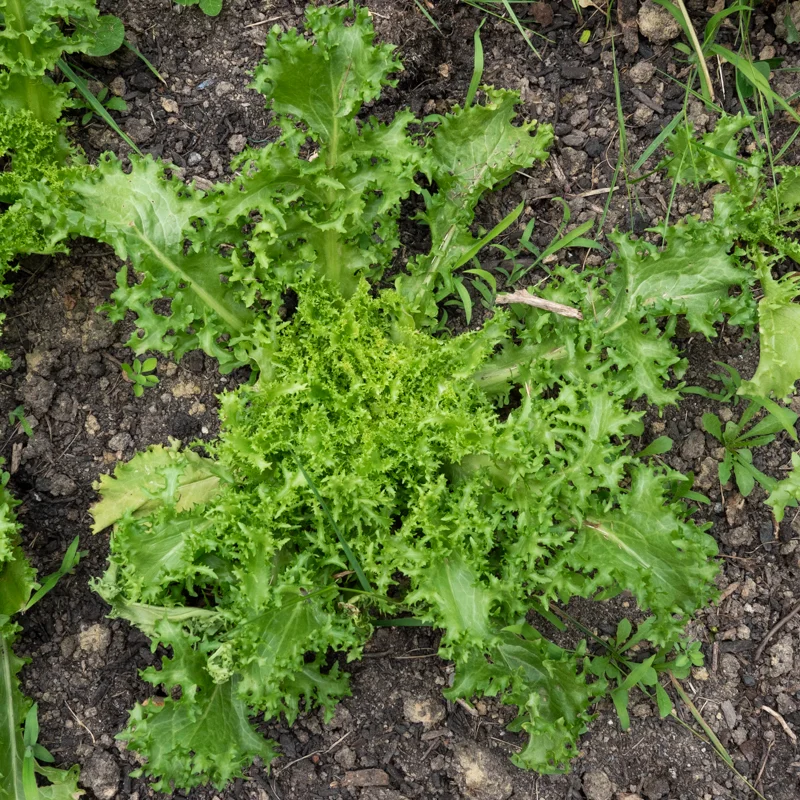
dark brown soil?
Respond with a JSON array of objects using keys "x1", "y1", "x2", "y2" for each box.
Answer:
[{"x1": 4, "y1": 1, "x2": 800, "y2": 799}]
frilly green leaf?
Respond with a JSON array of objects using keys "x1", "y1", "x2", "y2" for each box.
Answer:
[
  {"x1": 91, "y1": 440, "x2": 231, "y2": 533},
  {"x1": 122, "y1": 621, "x2": 277, "y2": 791}
]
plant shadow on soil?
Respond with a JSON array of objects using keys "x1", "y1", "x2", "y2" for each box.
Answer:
[{"x1": 3, "y1": 0, "x2": 800, "y2": 798}]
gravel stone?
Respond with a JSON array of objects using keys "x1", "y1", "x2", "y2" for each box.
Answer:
[
  {"x1": 582, "y1": 769, "x2": 613, "y2": 800},
  {"x1": 680, "y1": 429, "x2": 706, "y2": 461},
  {"x1": 687, "y1": 99, "x2": 711, "y2": 132},
  {"x1": 638, "y1": 0, "x2": 680, "y2": 44},
  {"x1": 769, "y1": 635, "x2": 794, "y2": 677},
  {"x1": 695, "y1": 456, "x2": 719, "y2": 490},
  {"x1": 328, "y1": 704, "x2": 352, "y2": 730},
  {"x1": 79, "y1": 751, "x2": 120, "y2": 800},
  {"x1": 777, "y1": 692, "x2": 798, "y2": 715},
  {"x1": 403, "y1": 697, "x2": 445, "y2": 727},
  {"x1": 560, "y1": 146, "x2": 588, "y2": 176},
  {"x1": 125, "y1": 118, "x2": 155, "y2": 144},
  {"x1": 721, "y1": 699, "x2": 737, "y2": 728},
  {"x1": 228, "y1": 133, "x2": 248, "y2": 153},
  {"x1": 78, "y1": 623, "x2": 111, "y2": 656},
  {"x1": 642, "y1": 775, "x2": 670, "y2": 799},
  {"x1": 630, "y1": 61, "x2": 655, "y2": 84},
  {"x1": 107, "y1": 432, "x2": 133, "y2": 451},
  {"x1": 528, "y1": 1, "x2": 554, "y2": 25},
  {"x1": 633, "y1": 104, "x2": 654, "y2": 125},
  {"x1": 131, "y1": 71, "x2": 158, "y2": 91},
  {"x1": 38, "y1": 473, "x2": 77, "y2": 497},
  {"x1": 584, "y1": 136, "x2": 604, "y2": 157},
  {"x1": 569, "y1": 108, "x2": 590, "y2": 127},
  {"x1": 562, "y1": 131, "x2": 588, "y2": 147},
  {"x1": 561, "y1": 64, "x2": 588, "y2": 80},
  {"x1": 342, "y1": 769, "x2": 390, "y2": 788},
  {"x1": 334, "y1": 745, "x2": 357, "y2": 769},
  {"x1": 720, "y1": 653, "x2": 740, "y2": 681},
  {"x1": 20, "y1": 375, "x2": 56, "y2": 415},
  {"x1": 49, "y1": 391, "x2": 76, "y2": 422},
  {"x1": 187, "y1": 151, "x2": 203, "y2": 166},
  {"x1": 721, "y1": 525, "x2": 755, "y2": 547},
  {"x1": 453, "y1": 742, "x2": 513, "y2": 800},
  {"x1": 59, "y1": 634, "x2": 77, "y2": 659},
  {"x1": 109, "y1": 76, "x2": 126, "y2": 96}
]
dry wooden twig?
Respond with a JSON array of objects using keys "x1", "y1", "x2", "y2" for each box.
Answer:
[
  {"x1": 495, "y1": 289, "x2": 583, "y2": 320},
  {"x1": 761, "y1": 705, "x2": 798, "y2": 744},
  {"x1": 754, "y1": 598, "x2": 800, "y2": 661}
]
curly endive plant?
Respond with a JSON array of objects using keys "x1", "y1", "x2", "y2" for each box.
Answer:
[{"x1": 74, "y1": 4, "x2": 736, "y2": 791}]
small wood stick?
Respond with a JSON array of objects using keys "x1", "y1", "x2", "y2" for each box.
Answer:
[
  {"x1": 495, "y1": 289, "x2": 583, "y2": 320},
  {"x1": 761, "y1": 705, "x2": 798, "y2": 744},
  {"x1": 754, "y1": 598, "x2": 800, "y2": 661},
  {"x1": 755, "y1": 738, "x2": 773, "y2": 789}
]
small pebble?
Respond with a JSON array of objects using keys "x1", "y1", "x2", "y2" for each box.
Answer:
[
  {"x1": 107, "y1": 432, "x2": 133, "y2": 451},
  {"x1": 582, "y1": 769, "x2": 613, "y2": 800},
  {"x1": 109, "y1": 76, "x2": 127, "y2": 96},
  {"x1": 759, "y1": 520, "x2": 775, "y2": 544},
  {"x1": 562, "y1": 131, "x2": 588, "y2": 147},
  {"x1": 341, "y1": 769, "x2": 390, "y2": 788},
  {"x1": 629, "y1": 61, "x2": 655, "y2": 84},
  {"x1": 228, "y1": 133, "x2": 247, "y2": 153}
]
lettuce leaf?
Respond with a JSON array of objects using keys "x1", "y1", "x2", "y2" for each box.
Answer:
[
  {"x1": 0, "y1": 0, "x2": 115, "y2": 123},
  {"x1": 660, "y1": 116, "x2": 800, "y2": 399},
  {"x1": 397, "y1": 88, "x2": 552, "y2": 320},
  {"x1": 739, "y1": 271, "x2": 800, "y2": 401}
]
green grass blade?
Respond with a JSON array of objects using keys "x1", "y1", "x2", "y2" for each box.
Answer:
[
  {"x1": 465, "y1": 19, "x2": 485, "y2": 107},
  {"x1": 694, "y1": 142, "x2": 754, "y2": 167},
  {"x1": 57, "y1": 59, "x2": 143, "y2": 155},
  {"x1": 123, "y1": 40, "x2": 165, "y2": 83},
  {"x1": 413, "y1": 0, "x2": 442, "y2": 34},
  {"x1": 515, "y1": 219, "x2": 600, "y2": 282},
  {"x1": 24, "y1": 536, "x2": 82, "y2": 611},
  {"x1": 669, "y1": 674, "x2": 734, "y2": 767},
  {"x1": 775, "y1": 122, "x2": 800, "y2": 163},
  {"x1": 452, "y1": 202, "x2": 525, "y2": 271},
  {"x1": 653, "y1": 67, "x2": 725, "y2": 113},
  {"x1": 500, "y1": 0, "x2": 541, "y2": 59},
  {"x1": 461, "y1": 1, "x2": 552, "y2": 47},
  {"x1": 710, "y1": 44, "x2": 800, "y2": 123},
  {"x1": 600, "y1": 38, "x2": 628, "y2": 231},
  {"x1": 631, "y1": 112, "x2": 683, "y2": 173}
]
